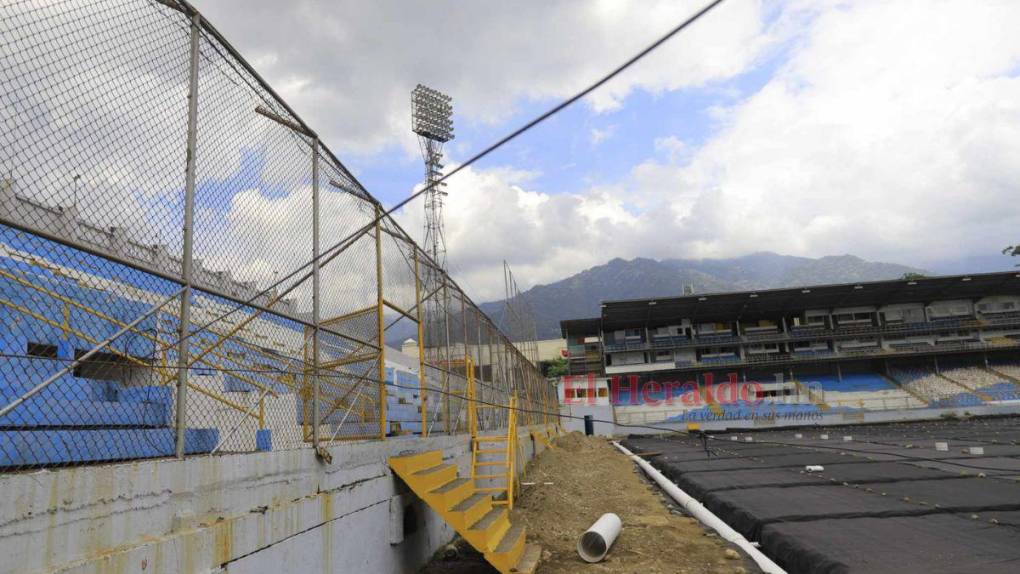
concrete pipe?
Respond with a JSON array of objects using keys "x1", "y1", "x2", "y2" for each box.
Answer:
[{"x1": 577, "y1": 513, "x2": 622, "y2": 563}]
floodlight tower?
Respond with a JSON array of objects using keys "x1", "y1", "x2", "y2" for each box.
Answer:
[
  {"x1": 412, "y1": 84, "x2": 455, "y2": 432},
  {"x1": 411, "y1": 84, "x2": 454, "y2": 271}
]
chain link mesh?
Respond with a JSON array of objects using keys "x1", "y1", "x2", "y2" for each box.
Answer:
[{"x1": 0, "y1": 0, "x2": 556, "y2": 472}]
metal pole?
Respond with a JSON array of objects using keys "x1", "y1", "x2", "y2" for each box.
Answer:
[
  {"x1": 443, "y1": 280, "x2": 452, "y2": 434},
  {"x1": 476, "y1": 309, "x2": 483, "y2": 429},
  {"x1": 461, "y1": 293, "x2": 469, "y2": 433},
  {"x1": 375, "y1": 204, "x2": 386, "y2": 440},
  {"x1": 325, "y1": 379, "x2": 368, "y2": 444},
  {"x1": 414, "y1": 251, "x2": 428, "y2": 437},
  {"x1": 312, "y1": 137, "x2": 321, "y2": 448},
  {"x1": 210, "y1": 386, "x2": 272, "y2": 455},
  {"x1": 175, "y1": 11, "x2": 201, "y2": 459},
  {"x1": 461, "y1": 293, "x2": 468, "y2": 367}
]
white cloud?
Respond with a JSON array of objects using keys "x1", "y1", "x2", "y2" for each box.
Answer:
[
  {"x1": 413, "y1": 1, "x2": 1020, "y2": 298},
  {"x1": 653, "y1": 136, "x2": 687, "y2": 162},
  {"x1": 664, "y1": 0, "x2": 1020, "y2": 268},
  {"x1": 190, "y1": 0, "x2": 769, "y2": 155},
  {"x1": 589, "y1": 126, "x2": 616, "y2": 146},
  {"x1": 391, "y1": 163, "x2": 681, "y2": 301},
  {"x1": 14, "y1": 0, "x2": 1014, "y2": 309}
]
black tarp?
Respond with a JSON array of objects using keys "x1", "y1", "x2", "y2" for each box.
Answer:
[
  {"x1": 908, "y1": 455, "x2": 1020, "y2": 476},
  {"x1": 624, "y1": 417, "x2": 1020, "y2": 573},
  {"x1": 868, "y1": 477, "x2": 1020, "y2": 512},
  {"x1": 672, "y1": 467, "x2": 826, "y2": 499},
  {"x1": 814, "y1": 461, "x2": 961, "y2": 484},
  {"x1": 653, "y1": 451, "x2": 856, "y2": 475},
  {"x1": 702, "y1": 485, "x2": 922, "y2": 540},
  {"x1": 963, "y1": 510, "x2": 1020, "y2": 530},
  {"x1": 761, "y1": 514, "x2": 1020, "y2": 574}
]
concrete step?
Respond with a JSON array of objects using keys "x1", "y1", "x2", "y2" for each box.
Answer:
[
  {"x1": 448, "y1": 492, "x2": 492, "y2": 530},
  {"x1": 389, "y1": 450, "x2": 442, "y2": 476},
  {"x1": 467, "y1": 507, "x2": 509, "y2": 553},
  {"x1": 511, "y1": 543, "x2": 542, "y2": 574},
  {"x1": 486, "y1": 523, "x2": 527, "y2": 574},
  {"x1": 386, "y1": 451, "x2": 541, "y2": 574},
  {"x1": 412, "y1": 463, "x2": 457, "y2": 492},
  {"x1": 0, "y1": 395, "x2": 169, "y2": 427},
  {"x1": 428, "y1": 477, "x2": 472, "y2": 510}
]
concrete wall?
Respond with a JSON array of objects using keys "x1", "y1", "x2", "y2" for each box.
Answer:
[
  {"x1": 560, "y1": 404, "x2": 614, "y2": 436},
  {"x1": 0, "y1": 427, "x2": 549, "y2": 574},
  {"x1": 618, "y1": 402, "x2": 1020, "y2": 435}
]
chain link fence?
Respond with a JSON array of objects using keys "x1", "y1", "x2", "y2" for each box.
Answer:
[{"x1": 0, "y1": 0, "x2": 556, "y2": 472}]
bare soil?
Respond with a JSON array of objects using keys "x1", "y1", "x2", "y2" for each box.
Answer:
[{"x1": 422, "y1": 432, "x2": 758, "y2": 574}]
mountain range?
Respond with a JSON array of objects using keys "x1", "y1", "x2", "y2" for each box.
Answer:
[{"x1": 475, "y1": 252, "x2": 926, "y2": 340}]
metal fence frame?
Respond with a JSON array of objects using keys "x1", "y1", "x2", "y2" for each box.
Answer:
[{"x1": 0, "y1": 0, "x2": 557, "y2": 472}]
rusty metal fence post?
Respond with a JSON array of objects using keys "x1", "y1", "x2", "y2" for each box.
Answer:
[
  {"x1": 414, "y1": 250, "x2": 428, "y2": 438},
  {"x1": 311, "y1": 137, "x2": 321, "y2": 449},
  {"x1": 174, "y1": 9, "x2": 201, "y2": 459},
  {"x1": 375, "y1": 204, "x2": 386, "y2": 440}
]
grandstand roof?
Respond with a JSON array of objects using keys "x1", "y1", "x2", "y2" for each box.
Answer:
[
  {"x1": 561, "y1": 271, "x2": 1020, "y2": 334},
  {"x1": 560, "y1": 317, "x2": 601, "y2": 338}
]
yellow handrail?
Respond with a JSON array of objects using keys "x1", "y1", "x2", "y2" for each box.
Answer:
[
  {"x1": 506, "y1": 394, "x2": 517, "y2": 510},
  {"x1": 0, "y1": 296, "x2": 259, "y2": 419},
  {"x1": 0, "y1": 267, "x2": 291, "y2": 399},
  {"x1": 467, "y1": 356, "x2": 477, "y2": 441}
]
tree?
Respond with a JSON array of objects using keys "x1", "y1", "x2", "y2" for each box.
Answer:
[
  {"x1": 901, "y1": 272, "x2": 927, "y2": 280},
  {"x1": 544, "y1": 356, "x2": 569, "y2": 378},
  {"x1": 1004, "y1": 245, "x2": 1020, "y2": 265}
]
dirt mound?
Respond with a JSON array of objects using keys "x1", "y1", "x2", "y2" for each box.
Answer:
[
  {"x1": 420, "y1": 433, "x2": 757, "y2": 573},
  {"x1": 510, "y1": 434, "x2": 756, "y2": 574},
  {"x1": 551, "y1": 431, "x2": 597, "y2": 453}
]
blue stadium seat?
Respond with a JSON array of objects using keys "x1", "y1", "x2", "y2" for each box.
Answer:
[
  {"x1": 803, "y1": 373, "x2": 893, "y2": 392},
  {"x1": 0, "y1": 428, "x2": 217, "y2": 467},
  {"x1": 976, "y1": 382, "x2": 1020, "y2": 401},
  {"x1": 930, "y1": 392, "x2": 984, "y2": 408}
]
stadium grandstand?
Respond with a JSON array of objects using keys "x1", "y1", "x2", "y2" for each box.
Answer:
[
  {"x1": 0, "y1": 214, "x2": 443, "y2": 466},
  {"x1": 561, "y1": 271, "x2": 1020, "y2": 426}
]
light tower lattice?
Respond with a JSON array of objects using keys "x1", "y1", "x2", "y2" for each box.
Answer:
[{"x1": 412, "y1": 84, "x2": 456, "y2": 433}]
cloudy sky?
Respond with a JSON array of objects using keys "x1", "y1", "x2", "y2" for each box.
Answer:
[{"x1": 190, "y1": 0, "x2": 1020, "y2": 302}]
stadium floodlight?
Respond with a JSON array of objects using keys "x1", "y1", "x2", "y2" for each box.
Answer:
[
  {"x1": 412, "y1": 83, "x2": 455, "y2": 273},
  {"x1": 412, "y1": 84, "x2": 454, "y2": 143},
  {"x1": 412, "y1": 84, "x2": 455, "y2": 408}
]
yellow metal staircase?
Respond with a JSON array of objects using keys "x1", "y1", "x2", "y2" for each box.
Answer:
[
  {"x1": 473, "y1": 395, "x2": 518, "y2": 507},
  {"x1": 389, "y1": 363, "x2": 539, "y2": 574},
  {"x1": 389, "y1": 449, "x2": 541, "y2": 574},
  {"x1": 530, "y1": 429, "x2": 555, "y2": 450}
]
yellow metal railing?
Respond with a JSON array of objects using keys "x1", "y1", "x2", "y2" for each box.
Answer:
[
  {"x1": 0, "y1": 263, "x2": 286, "y2": 420},
  {"x1": 506, "y1": 394, "x2": 517, "y2": 510},
  {"x1": 0, "y1": 295, "x2": 263, "y2": 419},
  {"x1": 0, "y1": 254, "x2": 559, "y2": 455}
]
